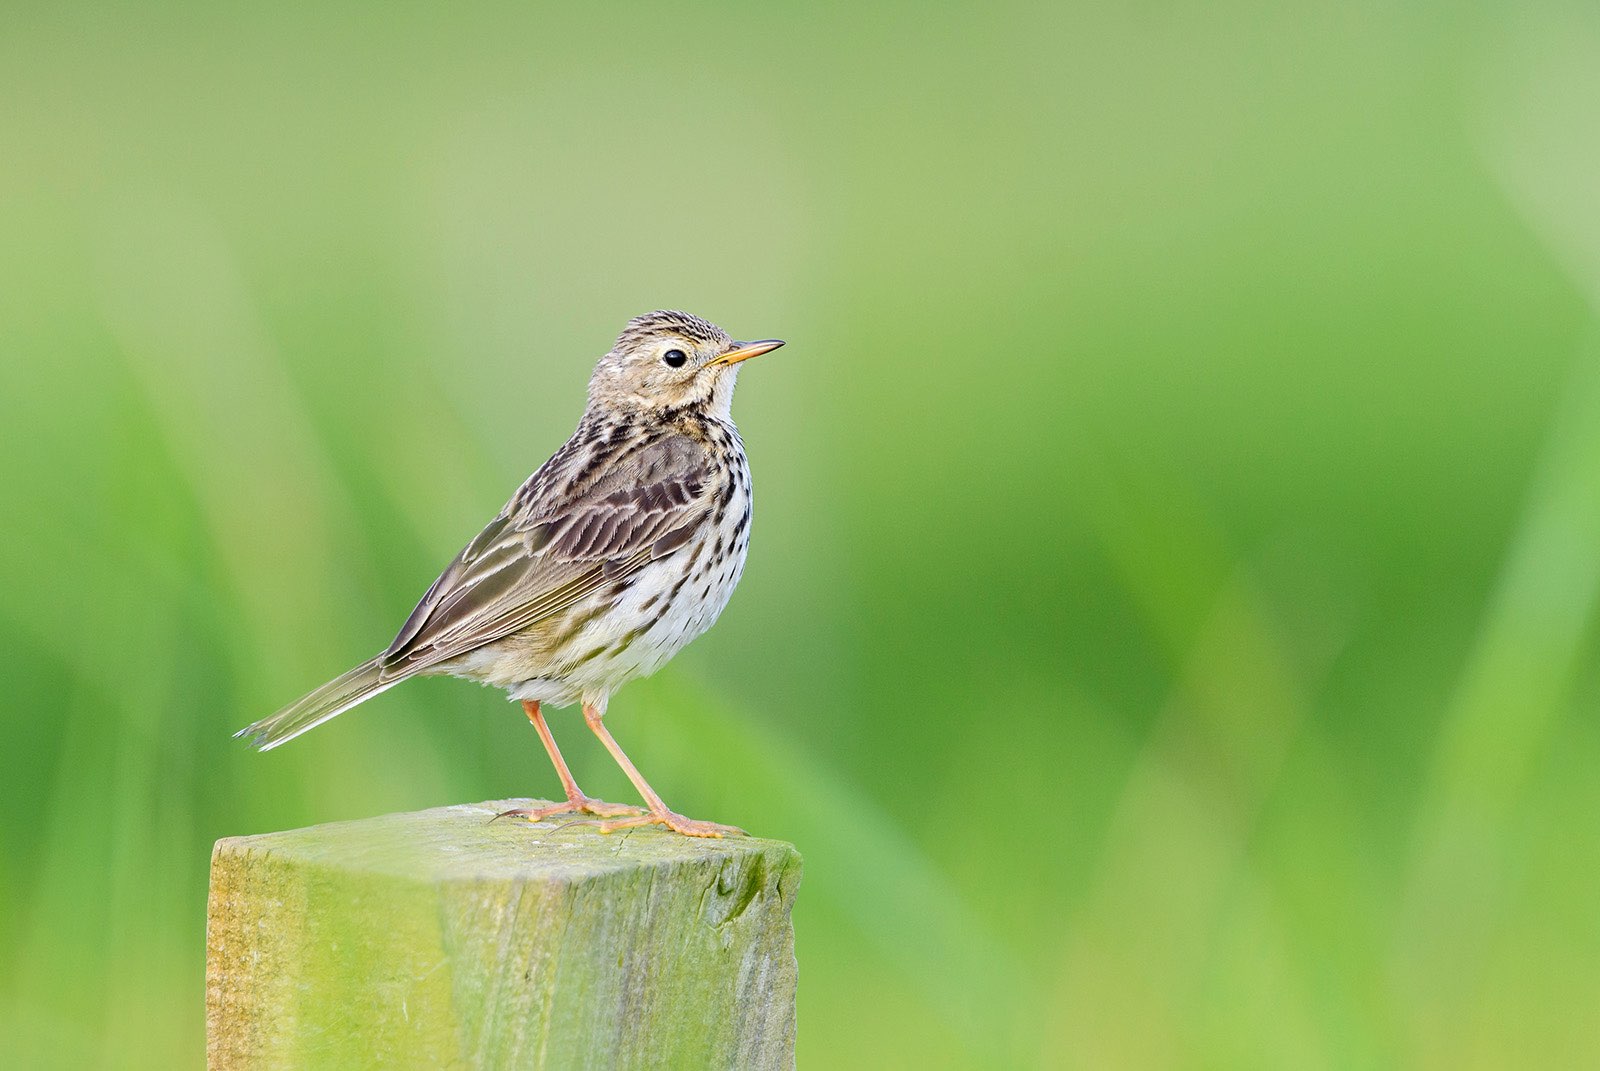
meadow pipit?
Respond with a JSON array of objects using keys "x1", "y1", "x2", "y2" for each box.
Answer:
[{"x1": 238, "y1": 311, "x2": 784, "y2": 837}]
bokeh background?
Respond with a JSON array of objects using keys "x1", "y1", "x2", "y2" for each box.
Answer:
[{"x1": 5, "y1": 2, "x2": 1600, "y2": 1067}]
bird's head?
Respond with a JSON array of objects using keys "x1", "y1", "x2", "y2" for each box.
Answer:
[{"x1": 586, "y1": 310, "x2": 784, "y2": 420}]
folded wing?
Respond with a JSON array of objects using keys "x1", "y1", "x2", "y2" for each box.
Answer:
[{"x1": 379, "y1": 433, "x2": 717, "y2": 677}]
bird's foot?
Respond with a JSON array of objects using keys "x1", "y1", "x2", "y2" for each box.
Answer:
[
  {"x1": 494, "y1": 796, "x2": 645, "y2": 823},
  {"x1": 597, "y1": 809, "x2": 747, "y2": 839}
]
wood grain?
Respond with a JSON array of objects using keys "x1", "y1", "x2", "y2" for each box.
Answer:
[{"x1": 206, "y1": 801, "x2": 801, "y2": 1069}]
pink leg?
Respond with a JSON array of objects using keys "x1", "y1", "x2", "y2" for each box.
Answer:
[
  {"x1": 581, "y1": 701, "x2": 745, "y2": 838},
  {"x1": 493, "y1": 700, "x2": 644, "y2": 822}
]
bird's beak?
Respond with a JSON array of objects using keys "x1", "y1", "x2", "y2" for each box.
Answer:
[{"x1": 709, "y1": 339, "x2": 785, "y2": 367}]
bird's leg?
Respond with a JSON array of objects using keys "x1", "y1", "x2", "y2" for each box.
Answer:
[
  {"x1": 581, "y1": 701, "x2": 746, "y2": 838},
  {"x1": 494, "y1": 700, "x2": 644, "y2": 822}
]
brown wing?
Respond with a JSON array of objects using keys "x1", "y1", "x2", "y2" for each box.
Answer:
[{"x1": 378, "y1": 434, "x2": 717, "y2": 678}]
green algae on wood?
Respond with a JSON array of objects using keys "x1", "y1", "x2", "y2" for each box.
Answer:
[{"x1": 205, "y1": 801, "x2": 801, "y2": 1070}]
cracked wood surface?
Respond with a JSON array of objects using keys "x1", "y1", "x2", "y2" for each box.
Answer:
[{"x1": 205, "y1": 800, "x2": 801, "y2": 1070}]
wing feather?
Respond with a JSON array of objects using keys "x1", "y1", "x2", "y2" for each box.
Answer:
[{"x1": 378, "y1": 432, "x2": 717, "y2": 677}]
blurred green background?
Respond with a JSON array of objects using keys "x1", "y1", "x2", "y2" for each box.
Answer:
[{"x1": 4, "y1": 1, "x2": 1600, "y2": 1067}]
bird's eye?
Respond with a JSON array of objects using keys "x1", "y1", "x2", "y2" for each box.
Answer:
[{"x1": 663, "y1": 348, "x2": 688, "y2": 368}]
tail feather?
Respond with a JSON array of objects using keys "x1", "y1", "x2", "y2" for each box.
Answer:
[{"x1": 235, "y1": 657, "x2": 402, "y2": 751}]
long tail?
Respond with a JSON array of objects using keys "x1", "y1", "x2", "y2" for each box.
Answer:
[{"x1": 235, "y1": 656, "x2": 403, "y2": 751}]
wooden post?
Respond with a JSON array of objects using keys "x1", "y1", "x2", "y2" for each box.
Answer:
[{"x1": 205, "y1": 800, "x2": 801, "y2": 1070}]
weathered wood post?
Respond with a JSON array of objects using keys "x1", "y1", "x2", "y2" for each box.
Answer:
[{"x1": 205, "y1": 800, "x2": 801, "y2": 1070}]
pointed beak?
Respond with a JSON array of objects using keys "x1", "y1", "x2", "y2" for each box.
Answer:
[{"x1": 709, "y1": 338, "x2": 785, "y2": 367}]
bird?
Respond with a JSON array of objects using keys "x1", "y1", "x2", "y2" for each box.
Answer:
[{"x1": 236, "y1": 310, "x2": 784, "y2": 837}]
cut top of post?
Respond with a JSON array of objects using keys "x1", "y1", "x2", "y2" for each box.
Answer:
[{"x1": 212, "y1": 799, "x2": 797, "y2": 885}]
